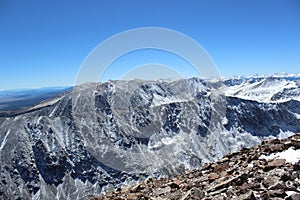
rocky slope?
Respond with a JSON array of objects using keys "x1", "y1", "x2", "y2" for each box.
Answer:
[
  {"x1": 94, "y1": 134, "x2": 300, "y2": 200},
  {"x1": 0, "y1": 75, "x2": 299, "y2": 199}
]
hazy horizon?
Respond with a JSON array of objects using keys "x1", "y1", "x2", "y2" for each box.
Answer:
[
  {"x1": 1, "y1": 72, "x2": 300, "y2": 92},
  {"x1": 1, "y1": 0, "x2": 299, "y2": 90}
]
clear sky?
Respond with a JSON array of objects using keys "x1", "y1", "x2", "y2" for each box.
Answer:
[{"x1": 0, "y1": 0, "x2": 300, "y2": 90}]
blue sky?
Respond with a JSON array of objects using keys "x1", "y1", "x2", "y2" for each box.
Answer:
[{"x1": 0, "y1": 0, "x2": 299, "y2": 90}]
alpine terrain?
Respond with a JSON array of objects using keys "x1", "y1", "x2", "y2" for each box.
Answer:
[
  {"x1": 0, "y1": 75, "x2": 300, "y2": 199},
  {"x1": 94, "y1": 134, "x2": 300, "y2": 199}
]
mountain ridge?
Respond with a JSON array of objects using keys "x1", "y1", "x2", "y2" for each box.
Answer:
[{"x1": 0, "y1": 75, "x2": 299, "y2": 199}]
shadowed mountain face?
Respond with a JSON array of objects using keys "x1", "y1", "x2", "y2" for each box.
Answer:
[{"x1": 0, "y1": 76, "x2": 300, "y2": 199}]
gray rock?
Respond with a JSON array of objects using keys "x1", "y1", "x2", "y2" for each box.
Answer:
[{"x1": 0, "y1": 77, "x2": 300, "y2": 199}]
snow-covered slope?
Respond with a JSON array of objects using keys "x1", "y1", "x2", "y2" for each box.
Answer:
[
  {"x1": 0, "y1": 76, "x2": 299, "y2": 199},
  {"x1": 224, "y1": 75, "x2": 300, "y2": 103}
]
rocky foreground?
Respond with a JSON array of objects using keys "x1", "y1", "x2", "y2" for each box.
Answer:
[{"x1": 93, "y1": 134, "x2": 300, "y2": 200}]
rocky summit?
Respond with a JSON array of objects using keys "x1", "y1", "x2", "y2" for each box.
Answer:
[
  {"x1": 0, "y1": 75, "x2": 300, "y2": 199},
  {"x1": 93, "y1": 134, "x2": 300, "y2": 200}
]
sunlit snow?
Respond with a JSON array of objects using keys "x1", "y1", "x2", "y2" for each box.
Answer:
[{"x1": 260, "y1": 147, "x2": 300, "y2": 164}]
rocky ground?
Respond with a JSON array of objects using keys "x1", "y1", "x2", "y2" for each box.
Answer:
[{"x1": 93, "y1": 134, "x2": 300, "y2": 200}]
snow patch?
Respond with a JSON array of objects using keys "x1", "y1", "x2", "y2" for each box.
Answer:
[
  {"x1": 293, "y1": 112, "x2": 300, "y2": 119},
  {"x1": 259, "y1": 147, "x2": 300, "y2": 164},
  {"x1": 151, "y1": 93, "x2": 189, "y2": 107},
  {"x1": 30, "y1": 96, "x2": 62, "y2": 110},
  {"x1": 278, "y1": 130, "x2": 296, "y2": 140},
  {"x1": 0, "y1": 130, "x2": 10, "y2": 151}
]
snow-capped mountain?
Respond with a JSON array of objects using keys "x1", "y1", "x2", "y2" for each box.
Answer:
[
  {"x1": 0, "y1": 75, "x2": 299, "y2": 199},
  {"x1": 224, "y1": 75, "x2": 300, "y2": 103}
]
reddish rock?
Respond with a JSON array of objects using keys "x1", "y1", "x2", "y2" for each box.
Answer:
[
  {"x1": 270, "y1": 144, "x2": 283, "y2": 152},
  {"x1": 239, "y1": 183, "x2": 260, "y2": 193},
  {"x1": 208, "y1": 173, "x2": 220, "y2": 181},
  {"x1": 220, "y1": 170, "x2": 228, "y2": 177},
  {"x1": 214, "y1": 163, "x2": 229, "y2": 173},
  {"x1": 268, "y1": 159, "x2": 286, "y2": 168},
  {"x1": 218, "y1": 157, "x2": 229, "y2": 163},
  {"x1": 201, "y1": 181, "x2": 209, "y2": 186},
  {"x1": 252, "y1": 160, "x2": 260, "y2": 166}
]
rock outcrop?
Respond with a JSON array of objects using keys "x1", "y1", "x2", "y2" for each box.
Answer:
[{"x1": 94, "y1": 134, "x2": 300, "y2": 200}]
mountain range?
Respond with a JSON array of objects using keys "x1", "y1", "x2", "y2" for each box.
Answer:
[{"x1": 0, "y1": 75, "x2": 299, "y2": 199}]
